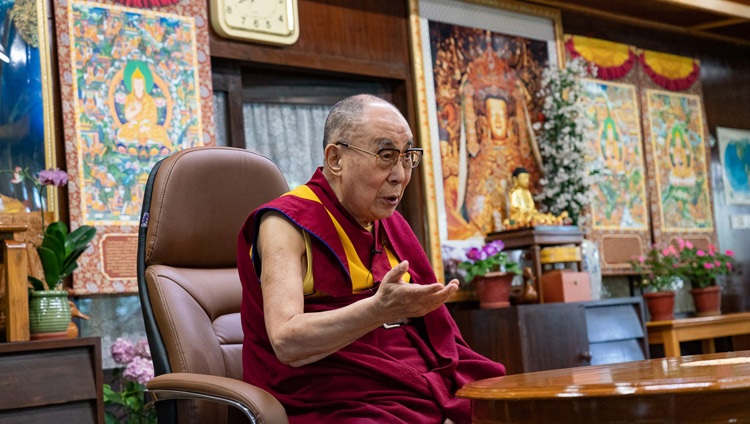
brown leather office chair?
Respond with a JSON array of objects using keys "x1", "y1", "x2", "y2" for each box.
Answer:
[{"x1": 137, "y1": 146, "x2": 289, "y2": 424}]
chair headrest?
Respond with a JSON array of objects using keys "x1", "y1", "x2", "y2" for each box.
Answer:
[{"x1": 144, "y1": 147, "x2": 289, "y2": 268}]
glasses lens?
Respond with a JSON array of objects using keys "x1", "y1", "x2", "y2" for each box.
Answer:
[
  {"x1": 377, "y1": 149, "x2": 400, "y2": 168},
  {"x1": 406, "y1": 150, "x2": 423, "y2": 168}
]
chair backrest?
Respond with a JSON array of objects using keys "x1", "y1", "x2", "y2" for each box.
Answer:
[{"x1": 137, "y1": 147, "x2": 289, "y2": 423}]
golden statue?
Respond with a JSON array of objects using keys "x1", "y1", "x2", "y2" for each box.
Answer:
[{"x1": 503, "y1": 167, "x2": 568, "y2": 229}]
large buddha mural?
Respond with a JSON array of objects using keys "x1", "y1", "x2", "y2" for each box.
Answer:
[{"x1": 429, "y1": 23, "x2": 548, "y2": 240}]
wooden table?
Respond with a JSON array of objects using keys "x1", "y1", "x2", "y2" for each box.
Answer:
[
  {"x1": 647, "y1": 312, "x2": 750, "y2": 357},
  {"x1": 485, "y1": 225, "x2": 584, "y2": 302},
  {"x1": 458, "y1": 350, "x2": 750, "y2": 423}
]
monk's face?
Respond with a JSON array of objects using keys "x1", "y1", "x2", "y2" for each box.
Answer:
[
  {"x1": 486, "y1": 98, "x2": 508, "y2": 140},
  {"x1": 338, "y1": 101, "x2": 413, "y2": 226}
]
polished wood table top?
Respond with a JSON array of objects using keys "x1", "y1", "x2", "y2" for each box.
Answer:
[
  {"x1": 458, "y1": 350, "x2": 750, "y2": 423},
  {"x1": 648, "y1": 312, "x2": 750, "y2": 357}
]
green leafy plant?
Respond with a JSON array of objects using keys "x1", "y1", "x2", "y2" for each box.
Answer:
[
  {"x1": 459, "y1": 240, "x2": 521, "y2": 284},
  {"x1": 630, "y1": 238, "x2": 735, "y2": 292},
  {"x1": 3, "y1": 167, "x2": 96, "y2": 290},
  {"x1": 629, "y1": 244, "x2": 683, "y2": 293},
  {"x1": 673, "y1": 238, "x2": 734, "y2": 289}
]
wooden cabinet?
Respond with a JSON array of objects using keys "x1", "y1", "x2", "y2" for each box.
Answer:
[
  {"x1": 0, "y1": 337, "x2": 104, "y2": 424},
  {"x1": 449, "y1": 297, "x2": 647, "y2": 374},
  {"x1": 450, "y1": 302, "x2": 590, "y2": 374}
]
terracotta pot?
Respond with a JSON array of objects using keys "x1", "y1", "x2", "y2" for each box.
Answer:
[
  {"x1": 643, "y1": 291, "x2": 675, "y2": 321},
  {"x1": 473, "y1": 271, "x2": 515, "y2": 309},
  {"x1": 690, "y1": 285, "x2": 721, "y2": 317}
]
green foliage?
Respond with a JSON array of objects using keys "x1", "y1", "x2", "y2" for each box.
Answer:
[
  {"x1": 104, "y1": 377, "x2": 156, "y2": 424},
  {"x1": 458, "y1": 240, "x2": 521, "y2": 284},
  {"x1": 30, "y1": 221, "x2": 97, "y2": 290}
]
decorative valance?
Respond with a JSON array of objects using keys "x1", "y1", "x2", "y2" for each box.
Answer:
[
  {"x1": 639, "y1": 50, "x2": 700, "y2": 91},
  {"x1": 565, "y1": 35, "x2": 636, "y2": 80}
]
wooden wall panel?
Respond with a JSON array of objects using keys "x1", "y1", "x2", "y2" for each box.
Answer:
[{"x1": 209, "y1": 0, "x2": 411, "y2": 80}]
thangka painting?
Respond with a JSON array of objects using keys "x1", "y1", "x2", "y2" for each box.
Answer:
[
  {"x1": 428, "y1": 21, "x2": 549, "y2": 242},
  {"x1": 565, "y1": 35, "x2": 651, "y2": 274},
  {"x1": 581, "y1": 79, "x2": 648, "y2": 231},
  {"x1": 717, "y1": 127, "x2": 750, "y2": 205},
  {"x1": 409, "y1": 0, "x2": 561, "y2": 284},
  {"x1": 55, "y1": 0, "x2": 214, "y2": 294},
  {"x1": 645, "y1": 89, "x2": 713, "y2": 232}
]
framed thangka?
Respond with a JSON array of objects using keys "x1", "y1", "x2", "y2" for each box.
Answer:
[
  {"x1": 637, "y1": 49, "x2": 715, "y2": 249},
  {"x1": 55, "y1": 0, "x2": 214, "y2": 294},
  {"x1": 0, "y1": 0, "x2": 57, "y2": 215},
  {"x1": 645, "y1": 90, "x2": 713, "y2": 233},
  {"x1": 564, "y1": 35, "x2": 651, "y2": 273},
  {"x1": 717, "y1": 127, "x2": 750, "y2": 206},
  {"x1": 409, "y1": 0, "x2": 562, "y2": 282}
]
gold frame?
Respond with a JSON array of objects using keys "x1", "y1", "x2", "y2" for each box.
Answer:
[
  {"x1": 0, "y1": 0, "x2": 58, "y2": 217},
  {"x1": 408, "y1": 0, "x2": 563, "y2": 281}
]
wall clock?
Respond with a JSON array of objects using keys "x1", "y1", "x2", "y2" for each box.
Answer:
[{"x1": 210, "y1": 0, "x2": 299, "y2": 46}]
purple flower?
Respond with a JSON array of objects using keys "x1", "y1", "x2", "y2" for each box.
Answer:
[
  {"x1": 123, "y1": 356, "x2": 155, "y2": 385},
  {"x1": 38, "y1": 169, "x2": 68, "y2": 187},
  {"x1": 135, "y1": 338, "x2": 152, "y2": 359},
  {"x1": 466, "y1": 247, "x2": 482, "y2": 262},
  {"x1": 111, "y1": 338, "x2": 135, "y2": 364}
]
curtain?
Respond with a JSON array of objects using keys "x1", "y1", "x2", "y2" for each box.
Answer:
[{"x1": 243, "y1": 102, "x2": 330, "y2": 189}]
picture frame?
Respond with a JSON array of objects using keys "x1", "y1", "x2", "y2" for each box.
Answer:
[
  {"x1": 0, "y1": 0, "x2": 58, "y2": 215},
  {"x1": 408, "y1": 0, "x2": 563, "y2": 282},
  {"x1": 717, "y1": 127, "x2": 750, "y2": 206}
]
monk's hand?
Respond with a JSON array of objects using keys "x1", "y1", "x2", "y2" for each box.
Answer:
[{"x1": 374, "y1": 260, "x2": 459, "y2": 321}]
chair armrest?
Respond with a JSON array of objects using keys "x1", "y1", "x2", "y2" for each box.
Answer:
[{"x1": 147, "y1": 373, "x2": 288, "y2": 424}]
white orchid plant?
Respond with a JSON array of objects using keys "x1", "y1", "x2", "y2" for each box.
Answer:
[{"x1": 533, "y1": 57, "x2": 602, "y2": 226}]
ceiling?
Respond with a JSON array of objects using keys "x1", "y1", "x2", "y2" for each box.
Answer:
[{"x1": 524, "y1": 0, "x2": 750, "y2": 46}]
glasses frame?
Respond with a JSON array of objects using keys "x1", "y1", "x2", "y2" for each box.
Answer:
[{"x1": 335, "y1": 141, "x2": 423, "y2": 169}]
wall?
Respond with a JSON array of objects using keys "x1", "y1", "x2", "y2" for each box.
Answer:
[{"x1": 562, "y1": 10, "x2": 750, "y2": 311}]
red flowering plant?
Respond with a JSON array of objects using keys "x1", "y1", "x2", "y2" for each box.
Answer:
[
  {"x1": 630, "y1": 243, "x2": 684, "y2": 293},
  {"x1": 673, "y1": 238, "x2": 734, "y2": 289},
  {"x1": 459, "y1": 240, "x2": 521, "y2": 284},
  {"x1": 3, "y1": 167, "x2": 96, "y2": 290}
]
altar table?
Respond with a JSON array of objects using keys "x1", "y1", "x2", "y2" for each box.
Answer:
[
  {"x1": 457, "y1": 350, "x2": 750, "y2": 423},
  {"x1": 485, "y1": 225, "x2": 584, "y2": 303},
  {"x1": 647, "y1": 312, "x2": 750, "y2": 357}
]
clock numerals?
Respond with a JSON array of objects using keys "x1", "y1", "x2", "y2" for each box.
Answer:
[{"x1": 212, "y1": 0, "x2": 298, "y2": 45}]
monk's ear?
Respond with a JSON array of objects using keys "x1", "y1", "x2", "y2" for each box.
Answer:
[{"x1": 325, "y1": 143, "x2": 343, "y2": 174}]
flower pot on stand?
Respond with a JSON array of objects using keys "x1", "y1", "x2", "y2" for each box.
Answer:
[
  {"x1": 643, "y1": 291, "x2": 675, "y2": 321},
  {"x1": 29, "y1": 290, "x2": 71, "y2": 340},
  {"x1": 690, "y1": 285, "x2": 721, "y2": 317},
  {"x1": 473, "y1": 271, "x2": 515, "y2": 309}
]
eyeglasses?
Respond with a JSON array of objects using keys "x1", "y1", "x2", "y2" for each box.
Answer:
[{"x1": 336, "y1": 141, "x2": 423, "y2": 169}]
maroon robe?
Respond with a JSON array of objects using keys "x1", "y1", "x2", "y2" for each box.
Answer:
[{"x1": 238, "y1": 169, "x2": 505, "y2": 423}]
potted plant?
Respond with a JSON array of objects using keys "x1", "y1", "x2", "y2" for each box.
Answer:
[
  {"x1": 674, "y1": 238, "x2": 734, "y2": 317},
  {"x1": 6, "y1": 167, "x2": 97, "y2": 337},
  {"x1": 459, "y1": 240, "x2": 521, "y2": 309},
  {"x1": 630, "y1": 243, "x2": 684, "y2": 321},
  {"x1": 104, "y1": 338, "x2": 156, "y2": 424}
]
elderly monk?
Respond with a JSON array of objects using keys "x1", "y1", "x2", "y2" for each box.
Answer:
[{"x1": 238, "y1": 94, "x2": 505, "y2": 423}]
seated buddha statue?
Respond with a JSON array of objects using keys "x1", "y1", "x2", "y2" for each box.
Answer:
[{"x1": 503, "y1": 167, "x2": 568, "y2": 229}]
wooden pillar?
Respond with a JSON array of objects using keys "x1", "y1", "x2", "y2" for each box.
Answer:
[{"x1": 1, "y1": 225, "x2": 30, "y2": 342}]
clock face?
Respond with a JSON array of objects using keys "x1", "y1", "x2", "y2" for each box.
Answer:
[{"x1": 211, "y1": 0, "x2": 299, "y2": 45}]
